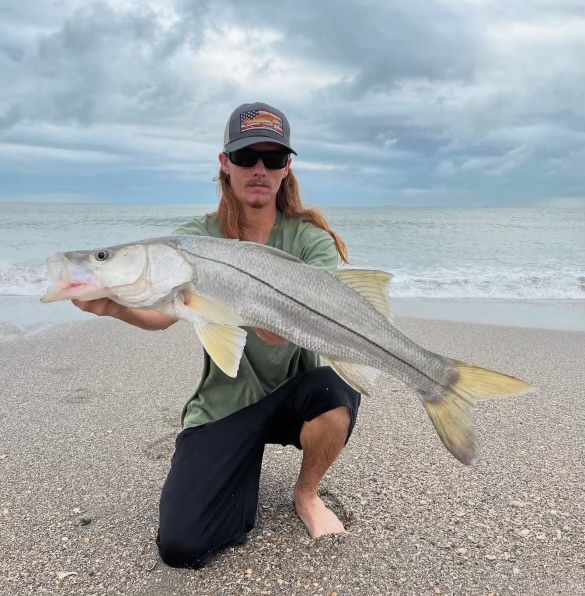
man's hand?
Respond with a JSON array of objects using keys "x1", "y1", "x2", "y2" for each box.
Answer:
[
  {"x1": 72, "y1": 297, "x2": 126, "y2": 318},
  {"x1": 254, "y1": 328, "x2": 288, "y2": 346},
  {"x1": 71, "y1": 298, "x2": 178, "y2": 330}
]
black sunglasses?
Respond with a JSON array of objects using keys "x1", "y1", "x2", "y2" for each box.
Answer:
[{"x1": 226, "y1": 149, "x2": 290, "y2": 170}]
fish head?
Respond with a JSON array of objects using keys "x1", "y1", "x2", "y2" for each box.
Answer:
[
  {"x1": 41, "y1": 243, "x2": 149, "y2": 304},
  {"x1": 41, "y1": 239, "x2": 194, "y2": 307}
]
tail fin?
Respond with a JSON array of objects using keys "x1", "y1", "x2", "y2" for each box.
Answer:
[{"x1": 424, "y1": 359, "x2": 532, "y2": 466}]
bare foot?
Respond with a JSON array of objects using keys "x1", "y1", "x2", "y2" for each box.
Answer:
[{"x1": 294, "y1": 492, "x2": 346, "y2": 539}]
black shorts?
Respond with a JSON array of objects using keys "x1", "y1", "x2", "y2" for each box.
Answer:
[{"x1": 156, "y1": 366, "x2": 361, "y2": 569}]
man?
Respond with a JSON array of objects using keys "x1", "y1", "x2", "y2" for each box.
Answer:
[{"x1": 73, "y1": 102, "x2": 360, "y2": 569}]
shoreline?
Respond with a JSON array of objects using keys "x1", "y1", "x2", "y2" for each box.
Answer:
[
  {"x1": 392, "y1": 297, "x2": 585, "y2": 332},
  {"x1": 1, "y1": 295, "x2": 584, "y2": 345},
  {"x1": 1, "y1": 316, "x2": 584, "y2": 595}
]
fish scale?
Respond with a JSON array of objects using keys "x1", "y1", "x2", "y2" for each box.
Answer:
[{"x1": 179, "y1": 236, "x2": 449, "y2": 394}]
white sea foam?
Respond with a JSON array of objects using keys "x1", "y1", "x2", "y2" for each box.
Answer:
[
  {"x1": 389, "y1": 267, "x2": 585, "y2": 300},
  {"x1": 1, "y1": 259, "x2": 583, "y2": 300},
  {"x1": 0, "y1": 261, "x2": 48, "y2": 296}
]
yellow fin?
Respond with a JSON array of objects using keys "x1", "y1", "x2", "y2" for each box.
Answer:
[
  {"x1": 323, "y1": 358, "x2": 380, "y2": 396},
  {"x1": 424, "y1": 359, "x2": 533, "y2": 466},
  {"x1": 196, "y1": 323, "x2": 247, "y2": 378},
  {"x1": 332, "y1": 269, "x2": 394, "y2": 320},
  {"x1": 448, "y1": 359, "x2": 533, "y2": 399},
  {"x1": 184, "y1": 285, "x2": 243, "y2": 325},
  {"x1": 170, "y1": 295, "x2": 246, "y2": 378}
]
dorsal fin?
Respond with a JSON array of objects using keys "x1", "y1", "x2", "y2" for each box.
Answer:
[{"x1": 331, "y1": 269, "x2": 394, "y2": 320}]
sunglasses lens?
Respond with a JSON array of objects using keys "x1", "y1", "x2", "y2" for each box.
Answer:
[
  {"x1": 228, "y1": 150, "x2": 258, "y2": 167},
  {"x1": 228, "y1": 150, "x2": 289, "y2": 170},
  {"x1": 262, "y1": 152, "x2": 289, "y2": 169}
]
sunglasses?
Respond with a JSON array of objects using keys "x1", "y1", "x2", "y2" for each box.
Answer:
[{"x1": 226, "y1": 149, "x2": 290, "y2": 170}]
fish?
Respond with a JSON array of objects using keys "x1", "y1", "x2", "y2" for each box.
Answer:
[{"x1": 41, "y1": 235, "x2": 532, "y2": 465}]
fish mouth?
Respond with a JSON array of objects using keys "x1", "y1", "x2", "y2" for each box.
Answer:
[{"x1": 40, "y1": 254, "x2": 107, "y2": 303}]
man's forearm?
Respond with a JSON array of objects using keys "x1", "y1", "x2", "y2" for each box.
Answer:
[{"x1": 115, "y1": 308, "x2": 178, "y2": 331}]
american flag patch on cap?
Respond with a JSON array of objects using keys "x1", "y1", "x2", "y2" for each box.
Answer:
[{"x1": 240, "y1": 109, "x2": 284, "y2": 136}]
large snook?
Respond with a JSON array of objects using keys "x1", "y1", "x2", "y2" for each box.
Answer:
[{"x1": 41, "y1": 235, "x2": 532, "y2": 464}]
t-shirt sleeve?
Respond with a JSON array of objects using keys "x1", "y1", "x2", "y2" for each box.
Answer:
[
  {"x1": 299, "y1": 232, "x2": 339, "y2": 269},
  {"x1": 172, "y1": 218, "x2": 209, "y2": 236}
]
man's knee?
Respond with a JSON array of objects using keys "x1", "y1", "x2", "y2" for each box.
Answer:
[
  {"x1": 157, "y1": 531, "x2": 212, "y2": 569},
  {"x1": 157, "y1": 528, "x2": 226, "y2": 569},
  {"x1": 157, "y1": 524, "x2": 248, "y2": 569},
  {"x1": 300, "y1": 405, "x2": 351, "y2": 446},
  {"x1": 314, "y1": 405, "x2": 351, "y2": 429}
]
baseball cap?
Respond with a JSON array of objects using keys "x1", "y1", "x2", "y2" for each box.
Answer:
[{"x1": 223, "y1": 102, "x2": 297, "y2": 155}]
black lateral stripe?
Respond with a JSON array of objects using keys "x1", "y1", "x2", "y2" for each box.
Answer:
[{"x1": 194, "y1": 252, "x2": 454, "y2": 393}]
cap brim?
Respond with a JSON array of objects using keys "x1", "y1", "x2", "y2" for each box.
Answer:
[{"x1": 225, "y1": 136, "x2": 297, "y2": 155}]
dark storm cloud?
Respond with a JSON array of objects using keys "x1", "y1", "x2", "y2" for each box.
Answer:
[
  {"x1": 0, "y1": 1, "x2": 229, "y2": 134},
  {"x1": 240, "y1": 0, "x2": 482, "y2": 84}
]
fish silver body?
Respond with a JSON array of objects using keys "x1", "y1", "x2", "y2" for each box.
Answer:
[
  {"x1": 176, "y1": 236, "x2": 453, "y2": 402},
  {"x1": 41, "y1": 235, "x2": 532, "y2": 465}
]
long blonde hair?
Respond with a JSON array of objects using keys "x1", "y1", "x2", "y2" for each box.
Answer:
[{"x1": 215, "y1": 168, "x2": 349, "y2": 264}]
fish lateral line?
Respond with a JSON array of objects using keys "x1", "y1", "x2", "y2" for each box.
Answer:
[{"x1": 187, "y1": 250, "x2": 454, "y2": 394}]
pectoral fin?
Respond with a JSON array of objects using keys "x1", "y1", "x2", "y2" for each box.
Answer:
[
  {"x1": 196, "y1": 323, "x2": 247, "y2": 377},
  {"x1": 172, "y1": 298, "x2": 247, "y2": 378},
  {"x1": 331, "y1": 269, "x2": 394, "y2": 320},
  {"x1": 184, "y1": 284, "x2": 243, "y2": 325},
  {"x1": 322, "y1": 358, "x2": 380, "y2": 396}
]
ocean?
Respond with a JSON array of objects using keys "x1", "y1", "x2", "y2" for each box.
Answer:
[{"x1": 1, "y1": 202, "x2": 583, "y2": 338}]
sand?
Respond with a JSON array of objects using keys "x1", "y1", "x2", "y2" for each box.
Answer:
[{"x1": 0, "y1": 315, "x2": 584, "y2": 595}]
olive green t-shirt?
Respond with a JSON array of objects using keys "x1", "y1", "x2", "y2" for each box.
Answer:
[{"x1": 173, "y1": 210, "x2": 339, "y2": 428}]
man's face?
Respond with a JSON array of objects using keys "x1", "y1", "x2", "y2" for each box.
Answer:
[{"x1": 219, "y1": 143, "x2": 291, "y2": 210}]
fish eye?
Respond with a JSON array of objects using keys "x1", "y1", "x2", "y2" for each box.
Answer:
[{"x1": 94, "y1": 250, "x2": 110, "y2": 261}]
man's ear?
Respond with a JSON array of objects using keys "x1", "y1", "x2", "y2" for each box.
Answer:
[
  {"x1": 283, "y1": 156, "x2": 292, "y2": 178},
  {"x1": 219, "y1": 152, "x2": 230, "y2": 175}
]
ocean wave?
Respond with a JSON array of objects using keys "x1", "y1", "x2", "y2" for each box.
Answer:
[
  {"x1": 389, "y1": 268, "x2": 585, "y2": 300},
  {"x1": 1, "y1": 260, "x2": 584, "y2": 300},
  {"x1": 0, "y1": 261, "x2": 48, "y2": 296}
]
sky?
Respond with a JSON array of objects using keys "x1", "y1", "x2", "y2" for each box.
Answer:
[{"x1": 1, "y1": 0, "x2": 584, "y2": 207}]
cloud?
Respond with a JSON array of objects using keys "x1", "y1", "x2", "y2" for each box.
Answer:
[
  {"x1": 0, "y1": 104, "x2": 20, "y2": 129},
  {"x1": 0, "y1": 141, "x2": 126, "y2": 163},
  {"x1": 436, "y1": 145, "x2": 535, "y2": 177},
  {"x1": 0, "y1": 0, "x2": 583, "y2": 206}
]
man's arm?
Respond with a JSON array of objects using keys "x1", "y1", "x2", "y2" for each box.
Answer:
[{"x1": 72, "y1": 298, "x2": 178, "y2": 331}]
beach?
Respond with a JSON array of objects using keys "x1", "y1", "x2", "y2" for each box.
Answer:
[{"x1": 1, "y1": 314, "x2": 584, "y2": 596}]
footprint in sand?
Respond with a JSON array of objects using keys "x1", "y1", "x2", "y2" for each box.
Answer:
[
  {"x1": 319, "y1": 487, "x2": 355, "y2": 529},
  {"x1": 160, "y1": 406, "x2": 182, "y2": 430},
  {"x1": 43, "y1": 365, "x2": 77, "y2": 376},
  {"x1": 61, "y1": 386, "x2": 90, "y2": 403},
  {"x1": 143, "y1": 432, "x2": 177, "y2": 461}
]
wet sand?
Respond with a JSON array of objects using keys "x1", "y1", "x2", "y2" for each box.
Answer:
[{"x1": 1, "y1": 316, "x2": 584, "y2": 595}]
